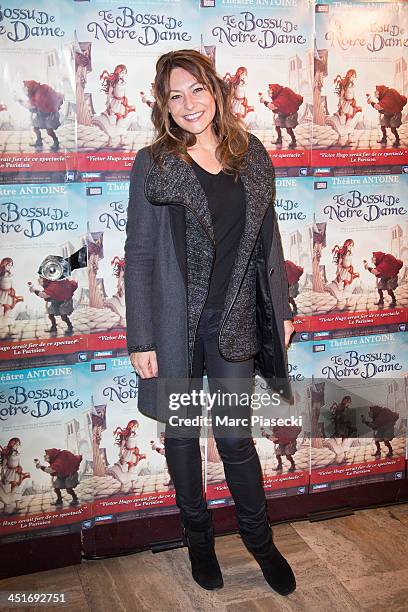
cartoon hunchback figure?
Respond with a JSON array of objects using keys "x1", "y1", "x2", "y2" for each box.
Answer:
[
  {"x1": 285, "y1": 261, "x2": 304, "y2": 316},
  {"x1": 367, "y1": 85, "x2": 407, "y2": 147},
  {"x1": 97, "y1": 64, "x2": 135, "y2": 146},
  {"x1": 361, "y1": 406, "x2": 399, "y2": 458},
  {"x1": 0, "y1": 257, "x2": 23, "y2": 335},
  {"x1": 0, "y1": 438, "x2": 31, "y2": 511},
  {"x1": 224, "y1": 67, "x2": 254, "y2": 120},
  {"x1": 329, "y1": 395, "x2": 356, "y2": 441},
  {"x1": 364, "y1": 251, "x2": 403, "y2": 309},
  {"x1": 35, "y1": 448, "x2": 82, "y2": 507},
  {"x1": 29, "y1": 255, "x2": 78, "y2": 335},
  {"x1": 261, "y1": 425, "x2": 302, "y2": 472},
  {"x1": 150, "y1": 432, "x2": 173, "y2": 488},
  {"x1": 18, "y1": 80, "x2": 64, "y2": 151},
  {"x1": 259, "y1": 84, "x2": 303, "y2": 149},
  {"x1": 114, "y1": 420, "x2": 146, "y2": 471}
]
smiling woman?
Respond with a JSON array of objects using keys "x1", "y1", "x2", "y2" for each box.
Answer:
[{"x1": 124, "y1": 49, "x2": 295, "y2": 597}]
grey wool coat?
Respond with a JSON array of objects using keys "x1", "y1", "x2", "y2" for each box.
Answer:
[{"x1": 124, "y1": 133, "x2": 293, "y2": 423}]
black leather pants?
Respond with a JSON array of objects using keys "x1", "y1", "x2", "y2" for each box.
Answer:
[{"x1": 164, "y1": 307, "x2": 267, "y2": 533}]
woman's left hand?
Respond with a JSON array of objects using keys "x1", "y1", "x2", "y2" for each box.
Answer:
[{"x1": 284, "y1": 319, "x2": 295, "y2": 349}]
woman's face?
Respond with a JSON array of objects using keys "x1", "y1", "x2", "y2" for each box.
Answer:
[{"x1": 167, "y1": 67, "x2": 216, "y2": 138}]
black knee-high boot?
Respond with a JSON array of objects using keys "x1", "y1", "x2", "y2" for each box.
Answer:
[
  {"x1": 222, "y1": 447, "x2": 296, "y2": 596},
  {"x1": 164, "y1": 436, "x2": 223, "y2": 590}
]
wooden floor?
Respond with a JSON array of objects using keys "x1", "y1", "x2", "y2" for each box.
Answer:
[{"x1": 1, "y1": 503, "x2": 408, "y2": 612}]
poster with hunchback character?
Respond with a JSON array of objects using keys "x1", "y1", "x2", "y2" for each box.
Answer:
[
  {"x1": 89, "y1": 355, "x2": 184, "y2": 524},
  {"x1": 311, "y1": 173, "x2": 408, "y2": 332},
  {"x1": 205, "y1": 342, "x2": 311, "y2": 508},
  {"x1": 75, "y1": 181, "x2": 129, "y2": 352},
  {"x1": 199, "y1": 0, "x2": 313, "y2": 168},
  {"x1": 74, "y1": 0, "x2": 200, "y2": 172},
  {"x1": 0, "y1": 182, "x2": 89, "y2": 361},
  {"x1": 0, "y1": 362, "x2": 93, "y2": 542},
  {"x1": 274, "y1": 175, "x2": 313, "y2": 331},
  {"x1": 313, "y1": 0, "x2": 408, "y2": 168},
  {"x1": 0, "y1": 1, "x2": 75, "y2": 174},
  {"x1": 308, "y1": 330, "x2": 407, "y2": 493}
]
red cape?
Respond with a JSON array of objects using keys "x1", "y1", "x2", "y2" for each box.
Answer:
[
  {"x1": 369, "y1": 407, "x2": 399, "y2": 428},
  {"x1": 43, "y1": 279, "x2": 78, "y2": 301},
  {"x1": 373, "y1": 252, "x2": 403, "y2": 278},
  {"x1": 285, "y1": 261, "x2": 304, "y2": 285},
  {"x1": 46, "y1": 448, "x2": 82, "y2": 477},
  {"x1": 268, "y1": 85, "x2": 303, "y2": 114},
  {"x1": 272, "y1": 425, "x2": 302, "y2": 445},
  {"x1": 24, "y1": 81, "x2": 64, "y2": 114},
  {"x1": 376, "y1": 86, "x2": 407, "y2": 114}
]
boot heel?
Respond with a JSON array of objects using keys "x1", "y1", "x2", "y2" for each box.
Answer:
[
  {"x1": 182, "y1": 522, "x2": 224, "y2": 590},
  {"x1": 240, "y1": 520, "x2": 296, "y2": 596}
]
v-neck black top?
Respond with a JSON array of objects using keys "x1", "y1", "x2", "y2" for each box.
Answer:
[{"x1": 191, "y1": 159, "x2": 246, "y2": 309}]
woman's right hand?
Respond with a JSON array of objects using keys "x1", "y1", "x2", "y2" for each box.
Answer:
[{"x1": 130, "y1": 351, "x2": 158, "y2": 379}]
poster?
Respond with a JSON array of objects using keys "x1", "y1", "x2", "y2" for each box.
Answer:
[
  {"x1": 0, "y1": 362, "x2": 93, "y2": 541},
  {"x1": 80, "y1": 180, "x2": 129, "y2": 352},
  {"x1": 309, "y1": 330, "x2": 407, "y2": 492},
  {"x1": 206, "y1": 342, "x2": 311, "y2": 509},
  {"x1": 199, "y1": 0, "x2": 313, "y2": 168},
  {"x1": 0, "y1": 1, "x2": 75, "y2": 174},
  {"x1": 89, "y1": 354, "x2": 180, "y2": 523},
  {"x1": 275, "y1": 175, "x2": 313, "y2": 331},
  {"x1": 0, "y1": 182, "x2": 89, "y2": 361},
  {"x1": 75, "y1": 0, "x2": 201, "y2": 171},
  {"x1": 311, "y1": 173, "x2": 408, "y2": 331},
  {"x1": 313, "y1": 1, "x2": 408, "y2": 168}
]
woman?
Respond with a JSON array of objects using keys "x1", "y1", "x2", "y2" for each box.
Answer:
[{"x1": 124, "y1": 49, "x2": 296, "y2": 596}]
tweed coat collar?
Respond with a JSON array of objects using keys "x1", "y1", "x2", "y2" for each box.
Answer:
[{"x1": 144, "y1": 133, "x2": 275, "y2": 254}]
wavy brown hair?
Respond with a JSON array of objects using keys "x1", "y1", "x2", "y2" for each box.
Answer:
[{"x1": 150, "y1": 49, "x2": 249, "y2": 176}]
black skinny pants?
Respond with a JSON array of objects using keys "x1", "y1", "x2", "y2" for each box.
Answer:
[{"x1": 164, "y1": 307, "x2": 268, "y2": 534}]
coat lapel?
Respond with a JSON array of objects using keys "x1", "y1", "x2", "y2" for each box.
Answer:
[
  {"x1": 144, "y1": 154, "x2": 215, "y2": 244},
  {"x1": 221, "y1": 138, "x2": 275, "y2": 318}
]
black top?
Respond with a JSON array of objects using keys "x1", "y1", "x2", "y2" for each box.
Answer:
[{"x1": 191, "y1": 159, "x2": 246, "y2": 308}]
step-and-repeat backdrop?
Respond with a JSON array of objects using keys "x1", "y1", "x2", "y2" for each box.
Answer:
[{"x1": 0, "y1": 0, "x2": 407, "y2": 543}]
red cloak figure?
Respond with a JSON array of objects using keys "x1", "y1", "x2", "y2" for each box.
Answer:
[
  {"x1": 261, "y1": 425, "x2": 302, "y2": 472},
  {"x1": 361, "y1": 406, "x2": 399, "y2": 458},
  {"x1": 259, "y1": 84, "x2": 303, "y2": 148},
  {"x1": 36, "y1": 448, "x2": 82, "y2": 507},
  {"x1": 285, "y1": 261, "x2": 304, "y2": 316},
  {"x1": 29, "y1": 277, "x2": 78, "y2": 335},
  {"x1": 364, "y1": 251, "x2": 403, "y2": 308},
  {"x1": 22, "y1": 80, "x2": 64, "y2": 151},
  {"x1": 367, "y1": 85, "x2": 407, "y2": 146}
]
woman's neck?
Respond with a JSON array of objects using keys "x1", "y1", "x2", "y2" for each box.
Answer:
[{"x1": 187, "y1": 126, "x2": 219, "y2": 153}]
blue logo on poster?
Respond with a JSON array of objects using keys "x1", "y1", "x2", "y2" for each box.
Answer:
[
  {"x1": 297, "y1": 487, "x2": 306, "y2": 494},
  {"x1": 82, "y1": 520, "x2": 93, "y2": 529},
  {"x1": 298, "y1": 168, "x2": 307, "y2": 177},
  {"x1": 78, "y1": 353, "x2": 88, "y2": 362},
  {"x1": 395, "y1": 472, "x2": 403, "y2": 480}
]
